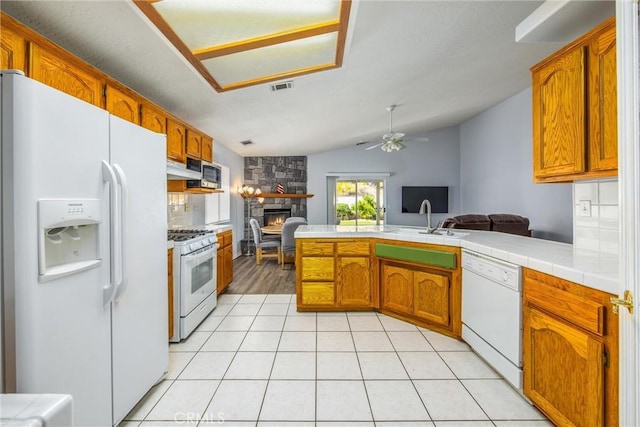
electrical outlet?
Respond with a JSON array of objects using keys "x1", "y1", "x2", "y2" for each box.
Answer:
[{"x1": 578, "y1": 200, "x2": 592, "y2": 217}]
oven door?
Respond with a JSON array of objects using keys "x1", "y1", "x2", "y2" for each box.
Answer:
[{"x1": 180, "y1": 245, "x2": 217, "y2": 315}]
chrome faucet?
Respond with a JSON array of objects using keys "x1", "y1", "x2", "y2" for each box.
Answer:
[{"x1": 418, "y1": 199, "x2": 438, "y2": 233}]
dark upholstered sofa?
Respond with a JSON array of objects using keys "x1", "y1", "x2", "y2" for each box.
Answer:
[{"x1": 442, "y1": 214, "x2": 530, "y2": 237}]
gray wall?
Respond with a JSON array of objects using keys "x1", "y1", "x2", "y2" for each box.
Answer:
[
  {"x1": 213, "y1": 142, "x2": 245, "y2": 257},
  {"x1": 459, "y1": 87, "x2": 573, "y2": 243},
  {"x1": 307, "y1": 126, "x2": 461, "y2": 227}
]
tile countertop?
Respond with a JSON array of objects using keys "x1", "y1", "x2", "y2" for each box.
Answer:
[
  {"x1": 201, "y1": 223, "x2": 233, "y2": 234},
  {"x1": 295, "y1": 224, "x2": 619, "y2": 295}
]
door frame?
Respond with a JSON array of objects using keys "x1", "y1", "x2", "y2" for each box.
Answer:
[{"x1": 616, "y1": 1, "x2": 639, "y2": 425}]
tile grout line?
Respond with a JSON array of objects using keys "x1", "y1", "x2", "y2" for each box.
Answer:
[
  {"x1": 428, "y1": 343, "x2": 494, "y2": 423},
  {"x1": 346, "y1": 312, "x2": 376, "y2": 424},
  {"x1": 255, "y1": 294, "x2": 291, "y2": 424},
  {"x1": 136, "y1": 294, "x2": 548, "y2": 426},
  {"x1": 378, "y1": 313, "x2": 435, "y2": 424},
  {"x1": 196, "y1": 296, "x2": 243, "y2": 426},
  {"x1": 137, "y1": 298, "x2": 246, "y2": 424}
]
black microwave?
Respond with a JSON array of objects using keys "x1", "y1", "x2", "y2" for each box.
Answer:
[{"x1": 186, "y1": 158, "x2": 220, "y2": 189}]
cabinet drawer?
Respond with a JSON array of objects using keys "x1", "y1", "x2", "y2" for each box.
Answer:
[
  {"x1": 220, "y1": 231, "x2": 232, "y2": 247},
  {"x1": 302, "y1": 282, "x2": 335, "y2": 305},
  {"x1": 301, "y1": 257, "x2": 334, "y2": 281},
  {"x1": 337, "y1": 241, "x2": 370, "y2": 256},
  {"x1": 300, "y1": 241, "x2": 334, "y2": 256},
  {"x1": 524, "y1": 269, "x2": 605, "y2": 336}
]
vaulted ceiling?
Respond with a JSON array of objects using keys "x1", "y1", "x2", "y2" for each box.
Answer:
[{"x1": 1, "y1": 1, "x2": 566, "y2": 156}]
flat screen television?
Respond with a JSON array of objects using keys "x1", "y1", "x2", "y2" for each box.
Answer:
[{"x1": 402, "y1": 186, "x2": 449, "y2": 213}]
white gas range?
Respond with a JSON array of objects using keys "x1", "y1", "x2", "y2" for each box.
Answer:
[{"x1": 168, "y1": 229, "x2": 219, "y2": 342}]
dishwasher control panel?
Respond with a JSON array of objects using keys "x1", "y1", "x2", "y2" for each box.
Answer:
[{"x1": 462, "y1": 249, "x2": 521, "y2": 291}]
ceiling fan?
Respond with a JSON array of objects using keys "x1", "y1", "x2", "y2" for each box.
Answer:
[{"x1": 364, "y1": 105, "x2": 428, "y2": 152}]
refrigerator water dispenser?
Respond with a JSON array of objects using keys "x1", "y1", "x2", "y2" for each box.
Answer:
[{"x1": 38, "y1": 199, "x2": 102, "y2": 282}]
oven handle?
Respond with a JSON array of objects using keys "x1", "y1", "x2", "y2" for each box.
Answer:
[
  {"x1": 184, "y1": 245, "x2": 218, "y2": 266},
  {"x1": 113, "y1": 164, "x2": 128, "y2": 301},
  {"x1": 101, "y1": 161, "x2": 120, "y2": 306}
]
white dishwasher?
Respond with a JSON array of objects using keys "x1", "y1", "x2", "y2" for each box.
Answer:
[{"x1": 461, "y1": 249, "x2": 523, "y2": 390}]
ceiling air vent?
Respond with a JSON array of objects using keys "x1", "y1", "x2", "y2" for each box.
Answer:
[
  {"x1": 270, "y1": 81, "x2": 293, "y2": 92},
  {"x1": 240, "y1": 140, "x2": 254, "y2": 146}
]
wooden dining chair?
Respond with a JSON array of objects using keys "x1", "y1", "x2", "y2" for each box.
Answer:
[{"x1": 249, "y1": 218, "x2": 281, "y2": 264}]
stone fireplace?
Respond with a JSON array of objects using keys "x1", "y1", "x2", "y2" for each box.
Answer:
[
  {"x1": 241, "y1": 156, "x2": 307, "y2": 252},
  {"x1": 264, "y1": 208, "x2": 291, "y2": 226}
]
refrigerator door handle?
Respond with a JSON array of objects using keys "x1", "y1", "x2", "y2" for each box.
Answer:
[
  {"x1": 113, "y1": 164, "x2": 128, "y2": 301},
  {"x1": 102, "y1": 160, "x2": 121, "y2": 306}
]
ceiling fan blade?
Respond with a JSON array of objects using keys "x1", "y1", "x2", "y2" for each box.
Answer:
[
  {"x1": 403, "y1": 136, "x2": 429, "y2": 143},
  {"x1": 365, "y1": 142, "x2": 384, "y2": 151}
]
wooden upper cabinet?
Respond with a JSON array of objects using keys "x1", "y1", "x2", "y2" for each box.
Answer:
[
  {"x1": 106, "y1": 84, "x2": 140, "y2": 125},
  {"x1": 532, "y1": 46, "x2": 586, "y2": 181},
  {"x1": 29, "y1": 44, "x2": 103, "y2": 107},
  {"x1": 589, "y1": 22, "x2": 617, "y2": 172},
  {"x1": 141, "y1": 102, "x2": 167, "y2": 134},
  {"x1": 167, "y1": 119, "x2": 187, "y2": 163},
  {"x1": 186, "y1": 129, "x2": 202, "y2": 159},
  {"x1": 531, "y1": 17, "x2": 617, "y2": 183},
  {"x1": 201, "y1": 135, "x2": 213, "y2": 163},
  {"x1": 1, "y1": 25, "x2": 26, "y2": 71}
]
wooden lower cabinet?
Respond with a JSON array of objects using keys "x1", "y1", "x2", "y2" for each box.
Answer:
[
  {"x1": 523, "y1": 268, "x2": 617, "y2": 427},
  {"x1": 414, "y1": 270, "x2": 449, "y2": 326},
  {"x1": 301, "y1": 282, "x2": 335, "y2": 306},
  {"x1": 336, "y1": 256, "x2": 372, "y2": 307},
  {"x1": 381, "y1": 264, "x2": 413, "y2": 316},
  {"x1": 223, "y1": 244, "x2": 233, "y2": 286},
  {"x1": 216, "y1": 249, "x2": 224, "y2": 295},
  {"x1": 168, "y1": 248, "x2": 174, "y2": 339},
  {"x1": 216, "y1": 230, "x2": 233, "y2": 294},
  {"x1": 297, "y1": 239, "x2": 374, "y2": 310},
  {"x1": 381, "y1": 261, "x2": 451, "y2": 330}
]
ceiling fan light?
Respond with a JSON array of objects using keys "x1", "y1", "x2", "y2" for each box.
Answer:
[{"x1": 380, "y1": 143, "x2": 394, "y2": 153}]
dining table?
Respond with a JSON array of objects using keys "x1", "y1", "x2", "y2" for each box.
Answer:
[{"x1": 261, "y1": 225, "x2": 283, "y2": 235}]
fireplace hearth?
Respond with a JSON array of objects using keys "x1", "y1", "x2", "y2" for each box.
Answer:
[{"x1": 264, "y1": 208, "x2": 291, "y2": 226}]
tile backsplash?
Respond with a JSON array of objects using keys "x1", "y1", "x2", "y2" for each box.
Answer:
[
  {"x1": 167, "y1": 194, "x2": 205, "y2": 227},
  {"x1": 573, "y1": 179, "x2": 619, "y2": 255}
]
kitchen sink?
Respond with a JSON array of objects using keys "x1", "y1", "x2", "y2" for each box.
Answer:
[{"x1": 393, "y1": 227, "x2": 469, "y2": 238}]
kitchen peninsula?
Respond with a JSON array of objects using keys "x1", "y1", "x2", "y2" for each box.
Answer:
[{"x1": 295, "y1": 224, "x2": 619, "y2": 426}]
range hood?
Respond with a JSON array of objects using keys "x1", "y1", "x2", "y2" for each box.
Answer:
[{"x1": 166, "y1": 159, "x2": 201, "y2": 180}]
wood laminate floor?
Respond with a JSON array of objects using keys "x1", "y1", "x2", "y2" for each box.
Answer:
[{"x1": 225, "y1": 254, "x2": 296, "y2": 294}]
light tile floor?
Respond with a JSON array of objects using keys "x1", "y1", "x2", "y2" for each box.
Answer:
[{"x1": 122, "y1": 294, "x2": 552, "y2": 427}]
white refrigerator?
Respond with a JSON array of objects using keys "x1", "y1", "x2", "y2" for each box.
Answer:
[{"x1": 1, "y1": 71, "x2": 169, "y2": 426}]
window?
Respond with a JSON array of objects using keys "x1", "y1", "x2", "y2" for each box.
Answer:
[{"x1": 333, "y1": 179, "x2": 385, "y2": 226}]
